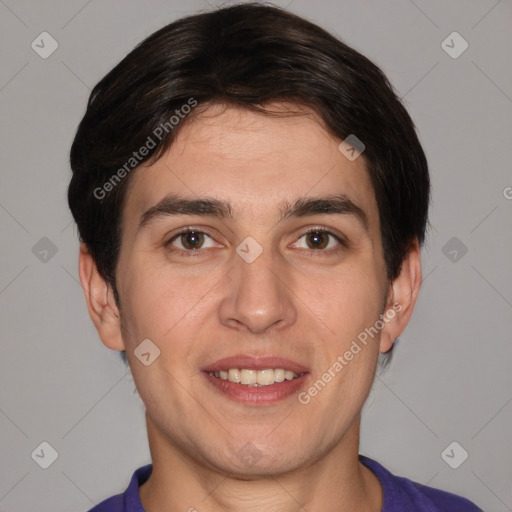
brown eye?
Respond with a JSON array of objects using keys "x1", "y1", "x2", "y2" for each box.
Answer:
[
  {"x1": 169, "y1": 230, "x2": 216, "y2": 251},
  {"x1": 180, "y1": 231, "x2": 204, "y2": 249},
  {"x1": 306, "y1": 232, "x2": 329, "y2": 249},
  {"x1": 292, "y1": 230, "x2": 342, "y2": 251}
]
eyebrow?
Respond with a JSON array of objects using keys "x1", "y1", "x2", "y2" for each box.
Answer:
[
  {"x1": 139, "y1": 194, "x2": 233, "y2": 229},
  {"x1": 280, "y1": 195, "x2": 369, "y2": 230},
  {"x1": 138, "y1": 193, "x2": 369, "y2": 231}
]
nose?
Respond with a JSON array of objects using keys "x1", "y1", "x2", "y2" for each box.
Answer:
[{"x1": 218, "y1": 249, "x2": 297, "y2": 334}]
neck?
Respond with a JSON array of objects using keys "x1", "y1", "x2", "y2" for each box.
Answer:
[{"x1": 139, "y1": 413, "x2": 382, "y2": 512}]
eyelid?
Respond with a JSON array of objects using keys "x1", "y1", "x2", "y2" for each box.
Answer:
[
  {"x1": 164, "y1": 226, "x2": 222, "y2": 250},
  {"x1": 294, "y1": 226, "x2": 347, "y2": 246},
  {"x1": 165, "y1": 225, "x2": 215, "y2": 239}
]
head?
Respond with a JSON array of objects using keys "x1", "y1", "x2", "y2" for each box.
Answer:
[{"x1": 70, "y1": 4, "x2": 428, "y2": 475}]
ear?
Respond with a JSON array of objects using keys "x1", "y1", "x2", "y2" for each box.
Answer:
[
  {"x1": 379, "y1": 240, "x2": 422, "y2": 353},
  {"x1": 78, "y1": 243, "x2": 125, "y2": 351}
]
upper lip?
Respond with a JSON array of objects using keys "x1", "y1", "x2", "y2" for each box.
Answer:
[{"x1": 201, "y1": 355, "x2": 309, "y2": 374}]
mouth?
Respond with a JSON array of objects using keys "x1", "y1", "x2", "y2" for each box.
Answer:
[
  {"x1": 207, "y1": 368, "x2": 303, "y2": 386},
  {"x1": 201, "y1": 355, "x2": 309, "y2": 404}
]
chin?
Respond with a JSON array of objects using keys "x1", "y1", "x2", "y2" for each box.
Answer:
[{"x1": 198, "y1": 434, "x2": 312, "y2": 477}]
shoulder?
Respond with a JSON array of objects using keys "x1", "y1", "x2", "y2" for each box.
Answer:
[
  {"x1": 86, "y1": 464, "x2": 152, "y2": 512},
  {"x1": 360, "y1": 456, "x2": 483, "y2": 512},
  {"x1": 87, "y1": 494, "x2": 123, "y2": 512}
]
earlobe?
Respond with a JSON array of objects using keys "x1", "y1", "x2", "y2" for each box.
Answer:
[
  {"x1": 78, "y1": 243, "x2": 125, "y2": 351},
  {"x1": 379, "y1": 241, "x2": 422, "y2": 353}
]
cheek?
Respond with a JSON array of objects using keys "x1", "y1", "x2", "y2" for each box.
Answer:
[
  {"x1": 117, "y1": 257, "x2": 221, "y2": 348},
  {"x1": 299, "y1": 270, "x2": 383, "y2": 413},
  {"x1": 304, "y1": 262, "x2": 385, "y2": 343}
]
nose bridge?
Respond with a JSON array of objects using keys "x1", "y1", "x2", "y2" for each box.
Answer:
[{"x1": 219, "y1": 246, "x2": 297, "y2": 334}]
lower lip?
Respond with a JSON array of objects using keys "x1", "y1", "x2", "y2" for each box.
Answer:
[{"x1": 203, "y1": 372, "x2": 308, "y2": 405}]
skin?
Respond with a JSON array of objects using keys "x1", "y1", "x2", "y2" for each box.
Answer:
[{"x1": 79, "y1": 104, "x2": 422, "y2": 512}]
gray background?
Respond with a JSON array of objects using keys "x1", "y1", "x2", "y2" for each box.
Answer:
[{"x1": 0, "y1": 0, "x2": 511, "y2": 510}]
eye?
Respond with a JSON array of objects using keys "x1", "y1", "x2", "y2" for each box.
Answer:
[
  {"x1": 292, "y1": 230, "x2": 342, "y2": 250},
  {"x1": 168, "y1": 230, "x2": 217, "y2": 251}
]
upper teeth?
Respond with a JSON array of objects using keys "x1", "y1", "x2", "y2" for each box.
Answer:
[{"x1": 210, "y1": 368, "x2": 299, "y2": 386}]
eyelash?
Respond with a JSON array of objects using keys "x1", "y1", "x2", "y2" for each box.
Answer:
[
  {"x1": 164, "y1": 227, "x2": 216, "y2": 258},
  {"x1": 297, "y1": 227, "x2": 346, "y2": 253},
  {"x1": 165, "y1": 226, "x2": 346, "y2": 256}
]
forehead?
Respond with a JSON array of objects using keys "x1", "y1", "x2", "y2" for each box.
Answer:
[{"x1": 123, "y1": 104, "x2": 379, "y2": 229}]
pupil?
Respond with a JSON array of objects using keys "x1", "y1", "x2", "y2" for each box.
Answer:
[
  {"x1": 182, "y1": 231, "x2": 203, "y2": 249},
  {"x1": 308, "y1": 232, "x2": 327, "y2": 249}
]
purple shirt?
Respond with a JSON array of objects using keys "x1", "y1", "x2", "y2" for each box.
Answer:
[{"x1": 88, "y1": 456, "x2": 483, "y2": 511}]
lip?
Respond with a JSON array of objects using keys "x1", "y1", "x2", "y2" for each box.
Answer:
[
  {"x1": 203, "y1": 372, "x2": 309, "y2": 405},
  {"x1": 201, "y1": 355, "x2": 310, "y2": 374},
  {"x1": 201, "y1": 355, "x2": 310, "y2": 405}
]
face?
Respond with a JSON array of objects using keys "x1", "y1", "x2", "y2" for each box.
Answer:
[{"x1": 109, "y1": 104, "x2": 396, "y2": 475}]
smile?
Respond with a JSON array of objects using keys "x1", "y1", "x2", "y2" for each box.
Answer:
[
  {"x1": 208, "y1": 368, "x2": 301, "y2": 386},
  {"x1": 202, "y1": 355, "x2": 309, "y2": 404}
]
